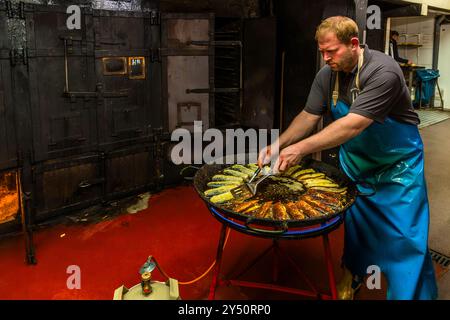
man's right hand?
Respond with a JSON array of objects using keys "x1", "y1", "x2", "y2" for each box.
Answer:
[
  {"x1": 257, "y1": 143, "x2": 280, "y2": 168},
  {"x1": 257, "y1": 145, "x2": 271, "y2": 168}
]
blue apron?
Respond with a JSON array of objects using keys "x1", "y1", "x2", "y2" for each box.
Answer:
[{"x1": 331, "y1": 98, "x2": 438, "y2": 300}]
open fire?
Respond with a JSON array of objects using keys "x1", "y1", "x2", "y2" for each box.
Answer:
[{"x1": 0, "y1": 171, "x2": 19, "y2": 224}]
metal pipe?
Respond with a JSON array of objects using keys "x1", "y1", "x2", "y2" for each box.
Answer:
[{"x1": 64, "y1": 39, "x2": 69, "y2": 93}]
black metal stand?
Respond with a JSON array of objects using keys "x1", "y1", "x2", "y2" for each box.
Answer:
[{"x1": 18, "y1": 170, "x2": 36, "y2": 265}]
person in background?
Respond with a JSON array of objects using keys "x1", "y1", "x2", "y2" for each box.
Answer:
[{"x1": 389, "y1": 30, "x2": 413, "y2": 65}]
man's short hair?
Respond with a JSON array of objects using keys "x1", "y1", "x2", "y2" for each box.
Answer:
[
  {"x1": 391, "y1": 30, "x2": 399, "y2": 37},
  {"x1": 315, "y1": 16, "x2": 359, "y2": 44}
]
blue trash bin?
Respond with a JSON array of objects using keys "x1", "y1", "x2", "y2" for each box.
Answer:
[{"x1": 414, "y1": 69, "x2": 440, "y2": 107}]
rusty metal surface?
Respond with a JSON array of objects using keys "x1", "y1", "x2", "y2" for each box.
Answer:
[
  {"x1": 242, "y1": 17, "x2": 276, "y2": 130},
  {"x1": 0, "y1": 171, "x2": 19, "y2": 224},
  {"x1": 0, "y1": 3, "x2": 165, "y2": 230},
  {"x1": 26, "y1": 7, "x2": 97, "y2": 161},
  {"x1": 160, "y1": 0, "x2": 264, "y2": 18},
  {"x1": 161, "y1": 13, "x2": 214, "y2": 132},
  {"x1": 105, "y1": 145, "x2": 156, "y2": 195},
  {"x1": 0, "y1": 8, "x2": 18, "y2": 170},
  {"x1": 214, "y1": 18, "x2": 242, "y2": 129},
  {"x1": 34, "y1": 160, "x2": 103, "y2": 216},
  {"x1": 23, "y1": 5, "x2": 160, "y2": 161}
]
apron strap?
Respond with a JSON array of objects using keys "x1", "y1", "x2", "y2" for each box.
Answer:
[{"x1": 331, "y1": 48, "x2": 365, "y2": 107}]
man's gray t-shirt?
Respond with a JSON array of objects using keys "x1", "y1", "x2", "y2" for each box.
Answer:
[{"x1": 304, "y1": 45, "x2": 419, "y2": 125}]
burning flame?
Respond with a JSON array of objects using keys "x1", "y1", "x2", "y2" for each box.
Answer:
[{"x1": 0, "y1": 172, "x2": 19, "y2": 224}]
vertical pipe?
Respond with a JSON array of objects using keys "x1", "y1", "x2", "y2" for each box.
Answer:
[
  {"x1": 64, "y1": 39, "x2": 69, "y2": 93},
  {"x1": 354, "y1": 0, "x2": 368, "y2": 43},
  {"x1": 279, "y1": 51, "x2": 285, "y2": 131},
  {"x1": 17, "y1": 169, "x2": 36, "y2": 264}
]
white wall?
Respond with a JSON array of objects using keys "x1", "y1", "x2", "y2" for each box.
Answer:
[
  {"x1": 391, "y1": 16, "x2": 435, "y2": 69},
  {"x1": 438, "y1": 24, "x2": 450, "y2": 110}
]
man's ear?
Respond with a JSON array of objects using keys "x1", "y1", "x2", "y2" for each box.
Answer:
[{"x1": 350, "y1": 37, "x2": 360, "y2": 48}]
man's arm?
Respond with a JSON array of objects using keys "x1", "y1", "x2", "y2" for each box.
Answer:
[
  {"x1": 278, "y1": 110, "x2": 322, "y2": 149},
  {"x1": 392, "y1": 41, "x2": 409, "y2": 64},
  {"x1": 274, "y1": 113, "x2": 373, "y2": 172},
  {"x1": 258, "y1": 110, "x2": 321, "y2": 167},
  {"x1": 296, "y1": 113, "x2": 372, "y2": 153}
]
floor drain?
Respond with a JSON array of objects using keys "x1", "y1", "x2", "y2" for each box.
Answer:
[{"x1": 430, "y1": 249, "x2": 450, "y2": 268}]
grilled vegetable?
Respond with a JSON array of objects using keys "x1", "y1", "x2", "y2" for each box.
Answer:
[
  {"x1": 284, "y1": 165, "x2": 302, "y2": 177},
  {"x1": 234, "y1": 200, "x2": 260, "y2": 213},
  {"x1": 291, "y1": 169, "x2": 316, "y2": 179},
  {"x1": 269, "y1": 176, "x2": 304, "y2": 192},
  {"x1": 297, "y1": 173, "x2": 326, "y2": 180},
  {"x1": 210, "y1": 192, "x2": 234, "y2": 203},
  {"x1": 211, "y1": 174, "x2": 243, "y2": 182},
  {"x1": 247, "y1": 164, "x2": 259, "y2": 171},
  {"x1": 285, "y1": 202, "x2": 306, "y2": 220},
  {"x1": 296, "y1": 199, "x2": 323, "y2": 217},
  {"x1": 204, "y1": 185, "x2": 239, "y2": 197},
  {"x1": 231, "y1": 164, "x2": 256, "y2": 176},
  {"x1": 243, "y1": 204, "x2": 262, "y2": 215},
  {"x1": 302, "y1": 178, "x2": 339, "y2": 188},
  {"x1": 303, "y1": 195, "x2": 334, "y2": 214},
  {"x1": 309, "y1": 186, "x2": 347, "y2": 193},
  {"x1": 273, "y1": 202, "x2": 289, "y2": 220},
  {"x1": 306, "y1": 190, "x2": 345, "y2": 208},
  {"x1": 223, "y1": 169, "x2": 250, "y2": 180},
  {"x1": 207, "y1": 181, "x2": 240, "y2": 188},
  {"x1": 254, "y1": 201, "x2": 273, "y2": 219}
]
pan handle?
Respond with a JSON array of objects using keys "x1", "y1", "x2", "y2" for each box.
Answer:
[
  {"x1": 179, "y1": 165, "x2": 201, "y2": 181},
  {"x1": 355, "y1": 181, "x2": 376, "y2": 197},
  {"x1": 245, "y1": 218, "x2": 288, "y2": 235}
]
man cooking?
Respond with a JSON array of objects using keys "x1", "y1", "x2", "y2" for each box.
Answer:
[{"x1": 258, "y1": 16, "x2": 437, "y2": 300}]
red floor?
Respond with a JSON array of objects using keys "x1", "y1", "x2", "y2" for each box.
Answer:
[{"x1": 0, "y1": 185, "x2": 389, "y2": 300}]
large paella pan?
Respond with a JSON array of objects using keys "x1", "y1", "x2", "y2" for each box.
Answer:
[{"x1": 194, "y1": 158, "x2": 364, "y2": 232}]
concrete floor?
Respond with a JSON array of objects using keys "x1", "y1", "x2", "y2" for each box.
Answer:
[{"x1": 420, "y1": 116, "x2": 450, "y2": 299}]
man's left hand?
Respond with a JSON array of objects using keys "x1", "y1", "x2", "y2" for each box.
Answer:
[{"x1": 273, "y1": 143, "x2": 304, "y2": 173}]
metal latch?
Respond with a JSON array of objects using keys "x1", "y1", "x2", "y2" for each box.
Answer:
[
  {"x1": 10, "y1": 48, "x2": 27, "y2": 66},
  {"x1": 186, "y1": 88, "x2": 240, "y2": 94},
  {"x1": 151, "y1": 48, "x2": 161, "y2": 63},
  {"x1": 187, "y1": 40, "x2": 242, "y2": 47},
  {"x1": 6, "y1": 1, "x2": 25, "y2": 19},
  {"x1": 149, "y1": 9, "x2": 160, "y2": 25},
  {"x1": 78, "y1": 178, "x2": 105, "y2": 189}
]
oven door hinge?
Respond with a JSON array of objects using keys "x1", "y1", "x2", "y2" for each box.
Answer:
[
  {"x1": 10, "y1": 48, "x2": 28, "y2": 66},
  {"x1": 6, "y1": 1, "x2": 25, "y2": 19},
  {"x1": 148, "y1": 9, "x2": 160, "y2": 25},
  {"x1": 151, "y1": 48, "x2": 161, "y2": 63}
]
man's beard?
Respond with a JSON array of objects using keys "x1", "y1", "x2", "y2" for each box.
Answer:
[{"x1": 329, "y1": 49, "x2": 355, "y2": 72}]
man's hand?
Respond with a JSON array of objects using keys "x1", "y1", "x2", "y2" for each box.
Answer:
[
  {"x1": 257, "y1": 145, "x2": 272, "y2": 168},
  {"x1": 257, "y1": 143, "x2": 280, "y2": 168},
  {"x1": 272, "y1": 143, "x2": 304, "y2": 173}
]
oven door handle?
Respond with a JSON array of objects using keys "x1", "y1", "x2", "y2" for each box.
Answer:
[
  {"x1": 179, "y1": 165, "x2": 201, "y2": 181},
  {"x1": 78, "y1": 178, "x2": 104, "y2": 189}
]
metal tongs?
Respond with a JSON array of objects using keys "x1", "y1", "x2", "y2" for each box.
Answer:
[{"x1": 231, "y1": 166, "x2": 273, "y2": 200}]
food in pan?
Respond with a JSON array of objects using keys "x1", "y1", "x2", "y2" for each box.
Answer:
[{"x1": 203, "y1": 163, "x2": 351, "y2": 220}]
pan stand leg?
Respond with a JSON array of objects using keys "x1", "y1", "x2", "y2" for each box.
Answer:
[
  {"x1": 322, "y1": 233, "x2": 337, "y2": 300},
  {"x1": 208, "y1": 224, "x2": 228, "y2": 300},
  {"x1": 272, "y1": 239, "x2": 279, "y2": 283}
]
